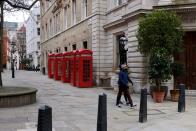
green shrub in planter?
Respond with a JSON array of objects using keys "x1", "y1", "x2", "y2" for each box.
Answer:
[{"x1": 148, "y1": 48, "x2": 172, "y2": 91}]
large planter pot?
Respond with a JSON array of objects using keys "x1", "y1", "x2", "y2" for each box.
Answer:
[
  {"x1": 150, "y1": 86, "x2": 168, "y2": 99},
  {"x1": 170, "y1": 89, "x2": 180, "y2": 102},
  {"x1": 153, "y1": 91, "x2": 165, "y2": 103}
]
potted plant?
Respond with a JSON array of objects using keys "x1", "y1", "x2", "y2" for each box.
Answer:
[
  {"x1": 148, "y1": 48, "x2": 172, "y2": 102},
  {"x1": 137, "y1": 10, "x2": 184, "y2": 102},
  {"x1": 170, "y1": 62, "x2": 184, "y2": 101}
]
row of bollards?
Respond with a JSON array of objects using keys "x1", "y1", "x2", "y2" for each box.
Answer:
[{"x1": 37, "y1": 84, "x2": 185, "y2": 130}]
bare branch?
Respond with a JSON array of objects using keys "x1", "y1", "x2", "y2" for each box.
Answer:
[{"x1": 4, "y1": 0, "x2": 39, "y2": 10}]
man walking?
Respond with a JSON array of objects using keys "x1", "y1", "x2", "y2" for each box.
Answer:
[{"x1": 116, "y1": 64, "x2": 136, "y2": 108}]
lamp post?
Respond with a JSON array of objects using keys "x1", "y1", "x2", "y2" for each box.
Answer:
[
  {"x1": 119, "y1": 36, "x2": 128, "y2": 65},
  {"x1": 11, "y1": 41, "x2": 16, "y2": 78}
]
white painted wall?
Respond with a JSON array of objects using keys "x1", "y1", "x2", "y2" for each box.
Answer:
[{"x1": 26, "y1": 6, "x2": 40, "y2": 67}]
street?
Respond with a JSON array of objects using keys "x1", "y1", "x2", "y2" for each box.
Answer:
[{"x1": 0, "y1": 70, "x2": 196, "y2": 131}]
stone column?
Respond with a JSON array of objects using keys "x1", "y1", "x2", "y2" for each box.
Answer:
[{"x1": 91, "y1": 0, "x2": 107, "y2": 86}]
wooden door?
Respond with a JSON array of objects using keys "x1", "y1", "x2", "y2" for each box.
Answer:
[
  {"x1": 189, "y1": 32, "x2": 196, "y2": 89},
  {"x1": 175, "y1": 32, "x2": 196, "y2": 90}
]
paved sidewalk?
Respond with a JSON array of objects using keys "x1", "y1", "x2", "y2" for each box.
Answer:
[{"x1": 0, "y1": 70, "x2": 196, "y2": 131}]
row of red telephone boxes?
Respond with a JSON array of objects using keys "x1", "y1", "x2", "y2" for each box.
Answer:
[{"x1": 48, "y1": 49, "x2": 93, "y2": 88}]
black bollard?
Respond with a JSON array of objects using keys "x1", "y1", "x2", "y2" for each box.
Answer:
[
  {"x1": 42, "y1": 67, "x2": 46, "y2": 75},
  {"x1": 139, "y1": 89, "x2": 147, "y2": 123},
  {"x1": 37, "y1": 105, "x2": 52, "y2": 131},
  {"x1": 97, "y1": 93, "x2": 107, "y2": 131},
  {"x1": 178, "y1": 84, "x2": 185, "y2": 112}
]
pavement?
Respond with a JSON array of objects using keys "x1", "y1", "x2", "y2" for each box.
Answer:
[{"x1": 0, "y1": 70, "x2": 196, "y2": 131}]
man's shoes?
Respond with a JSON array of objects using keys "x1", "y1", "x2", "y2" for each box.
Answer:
[
  {"x1": 126, "y1": 102, "x2": 130, "y2": 106},
  {"x1": 116, "y1": 104, "x2": 122, "y2": 108},
  {"x1": 130, "y1": 104, "x2": 137, "y2": 109}
]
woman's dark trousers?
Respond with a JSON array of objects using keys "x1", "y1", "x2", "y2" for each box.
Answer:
[{"x1": 116, "y1": 86, "x2": 133, "y2": 106}]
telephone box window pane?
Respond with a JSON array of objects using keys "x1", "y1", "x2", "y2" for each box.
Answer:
[{"x1": 83, "y1": 60, "x2": 90, "y2": 82}]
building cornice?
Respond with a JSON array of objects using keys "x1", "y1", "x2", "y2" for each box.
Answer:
[
  {"x1": 103, "y1": 9, "x2": 151, "y2": 30},
  {"x1": 154, "y1": 3, "x2": 196, "y2": 12}
]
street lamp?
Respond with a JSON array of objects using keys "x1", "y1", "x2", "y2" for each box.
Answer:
[
  {"x1": 119, "y1": 36, "x2": 128, "y2": 65},
  {"x1": 11, "y1": 41, "x2": 16, "y2": 78}
]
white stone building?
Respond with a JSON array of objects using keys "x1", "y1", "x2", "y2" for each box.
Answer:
[
  {"x1": 26, "y1": 6, "x2": 41, "y2": 67},
  {"x1": 40, "y1": 0, "x2": 196, "y2": 91}
]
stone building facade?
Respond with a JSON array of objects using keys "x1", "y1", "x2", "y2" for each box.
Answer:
[{"x1": 40, "y1": 0, "x2": 196, "y2": 91}]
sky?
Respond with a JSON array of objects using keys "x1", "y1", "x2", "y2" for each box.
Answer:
[
  {"x1": 4, "y1": 10, "x2": 29, "y2": 23},
  {"x1": 3, "y1": 0, "x2": 40, "y2": 23}
]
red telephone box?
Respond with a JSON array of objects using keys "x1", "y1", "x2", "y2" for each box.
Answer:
[
  {"x1": 70, "y1": 51, "x2": 77, "y2": 86},
  {"x1": 75, "y1": 49, "x2": 93, "y2": 88},
  {"x1": 61, "y1": 52, "x2": 72, "y2": 83},
  {"x1": 54, "y1": 53, "x2": 63, "y2": 80},
  {"x1": 48, "y1": 54, "x2": 55, "y2": 78}
]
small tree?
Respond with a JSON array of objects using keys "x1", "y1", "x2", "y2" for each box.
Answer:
[
  {"x1": 137, "y1": 10, "x2": 184, "y2": 90},
  {"x1": 137, "y1": 10, "x2": 183, "y2": 56},
  {"x1": 148, "y1": 48, "x2": 172, "y2": 91}
]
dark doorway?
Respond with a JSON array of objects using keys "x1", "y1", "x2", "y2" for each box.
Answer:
[{"x1": 175, "y1": 32, "x2": 196, "y2": 90}]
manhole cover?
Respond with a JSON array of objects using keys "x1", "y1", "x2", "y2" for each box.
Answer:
[{"x1": 123, "y1": 109, "x2": 166, "y2": 116}]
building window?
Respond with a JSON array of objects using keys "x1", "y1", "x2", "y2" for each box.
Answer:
[
  {"x1": 83, "y1": 41, "x2": 87, "y2": 49},
  {"x1": 72, "y1": 0, "x2": 76, "y2": 25},
  {"x1": 56, "y1": 48, "x2": 61, "y2": 53},
  {"x1": 55, "y1": 13, "x2": 59, "y2": 33},
  {"x1": 64, "y1": 46, "x2": 67, "y2": 51},
  {"x1": 114, "y1": 0, "x2": 124, "y2": 7},
  {"x1": 58, "y1": 12, "x2": 61, "y2": 32},
  {"x1": 72, "y1": 44, "x2": 76, "y2": 50},
  {"x1": 45, "y1": 23, "x2": 48, "y2": 39},
  {"x1": 37, "y1": 42, "x2": 40, "y2": 50},
  {"x1": 82, "y1": 0, "x2": 87, "y2": 19},
  {"x1": 42, "y1": 26, "x2": 44, "y2": 40},
  {"x1": 54, "y1": 15, "x2": 56, "y2": 34},
  {"x1": 41, "y1": 1, "x2": 45, "y2": 15},
  {"x1": 37, "y1": 15, "x2": 40, "y2": 21},
  {"x1": 55, "y1": 47, "x2": 61, "y2": 53},
  {"x1": 50, "y1": 19, "x2": 52, "y2": 36},
  {"x1": 37, "y1": 28, "x2": 40, "y2": 36},
  {"x1": 64, "y1": 7, "x2": 67, "y2": 29}
]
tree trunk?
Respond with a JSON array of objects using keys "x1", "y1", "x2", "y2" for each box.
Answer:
[
  {"x1": 155, "y1": 78, "x2": 161, "y2": 91},
  {"x1": 0, "y1": 1, "x2": 3, "y2": 87}
]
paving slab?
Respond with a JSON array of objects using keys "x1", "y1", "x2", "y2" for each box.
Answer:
[{"x1": 0, "y1": 70, "x2": 196, "y2": 131}]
